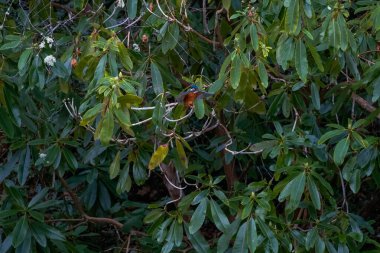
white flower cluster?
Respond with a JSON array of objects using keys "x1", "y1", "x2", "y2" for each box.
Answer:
[
  {"x1": 39, "y1": 36, "x2": 54, "y2": 49},
  {"x1": 44, "y1": 55, "x2": 56, "y2": 67},
  {"x1": 132, "y1": 43, "x2": 140, "y2": 52},
  {"x1": 116, "y1": 0, "x2": 125, "y2": 8}
]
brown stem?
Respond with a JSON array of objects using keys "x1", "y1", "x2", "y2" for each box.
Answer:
[
  {"x1": 216, "y1": 125, "x2": 237, "y2": 191},
  {"x1": 59, "y1": 175, "x2": 124, "y2": 229},
  {"x1": 351, "y1": 93, "x2": 380, "y2": 120}
]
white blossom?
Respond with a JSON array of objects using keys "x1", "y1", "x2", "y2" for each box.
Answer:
[
  {"x1": 39, "y1": 153, "x2": 47, "y2": 159},
  {"x1": 327, "y1": 6, "x2": 332, "y2": 10},
  {"x1": 45, "y1": 36, "x2": 54, "y2": 48},
  {"x1": 44, "y1": 55, "x2": 56, "y2": 67},
  {"x1": 132, "y1": 43, "x2": 140, "y2": 52},
  {"x1": 116, "y1": 0, "x2": 125, "y2": 8},
  {"x1": 39, "y1": 41, "x2": 46, "y2": 49}
]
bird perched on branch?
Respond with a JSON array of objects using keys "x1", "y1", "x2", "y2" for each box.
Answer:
[{"x1": 176, "y1": 84, "x2": 213, "y2": 107}]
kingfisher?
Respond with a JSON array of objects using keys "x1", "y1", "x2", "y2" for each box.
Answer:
[{"x1": 176, "y1": 84, "x2": 212, "y2": 107}]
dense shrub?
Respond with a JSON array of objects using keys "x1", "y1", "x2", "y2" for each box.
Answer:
[{"x1": 0, "y1": 0, "x2": 380, "y2": 252}]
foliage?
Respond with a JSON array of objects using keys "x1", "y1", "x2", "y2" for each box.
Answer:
[{"x1": 0, "y1": 0, "x2": 380, "y2": 252}]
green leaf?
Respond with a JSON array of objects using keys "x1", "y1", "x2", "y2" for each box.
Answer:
[
  {"x1": 285, "y1": 0, "x2": 300, "y2": 35},
  {"x1": 318, "y1": 129, "x2": 346, "y2": 144},
  {"x1": 349, "y1": 170, "x2": 361, "y2": 193},
  {"x1": 328, "y1": 18, "x2": 341, "y2": 49},
  {"x1": 176, "y1": 138, "x2": 188, "y2": 168},
  {"x1": 352, "y1": 132, "x2": 367, "y2": 148},
  {"x1": 110, "y1": 151, "x2": 121, "y2": 179},
  {"x1": 173, "y1": 221, "x2": 183, "y2": 247},
  {"x1": 18, "y1": 49, "x2": 33, "y2": 72},
  {"x1": 316, "y1": 237, "x2": 326, "y2": 253},
  {"x1": 208, "y1": 78, "x2": 225, "y2": 94},
  {"x1": 62, "y1": 148, "x2": 78, "y2": 169},
  {"x1": 12, "y1": 215, "x2": 28, "y2": 247},
  {"x1": 247, "y1": 218, "x2": 258, "y2": 253},
  {"x1": 127, "y1": 0, "x2": 137, "y2": 19},
  {"x1": 295, "y1": 39, "x2": 308, "y2": 82},
  {"x1": 276, "y1": 35, "x2": 294, "y2": 70},
  {"x1": 256, "y1": 217, "x2": 279, "y2": 253},
  {"x1": 311, "y1": 82, "x2": 320, "y2": 110},
  {"x1": 144, "y1": 209, "x2": 163, "y2": 223},
  {"x1": 28, "y1": 188, "x2": 49, "y2": 208},
  {"x1": 118, "y1": 94, "x2": 143, "y2": 105},
  {"x1": 18, "y1": 146, "x2": 31, "y2": 186},
  {"x1": 0, "y1": 107, "x2": 14, "y2": 138},
  {"x1": 0, "y1": 40, "x2": 21, "y2": 50},
  {"x1": 5, "y1": 186, "x2": 25, "y2": 208},
  {"x1": 116, "y1": 163, "x2": 132, "y2": 194},
  {"x1": 257, "y1": 60, "x2": 268, "y2": 88},
  {"x1": 306, "y1": 42, "x2": 324, "y2": 72},
  {"x1": 232, "y1": 222, "x2": 248, "y2": 253},
  {"x1": 45, "y1": 226, "x2": 65, "y2": 241},
  {"x1": 287, "y1": 172, "x2": 306, "y2": 212},
  {"x1": 184, "y1": 224, "x2": 210, "y2": 253},
  {"x1": 307, "y1": 176, "x2": 321, "y2": 210},
  {"x1": 114, "y1": 108, "x2": 134, "y2": 136},
  {"x1": 148, "y1": 144, "x2": 169, "y2": 170},
  {"x1": 118, "y1": 42, "x2": 133, "y2": 70},
  {"x1": 189, "y1": 198, "x2": 208, "y2": 234},
  {"x1": 305, "y1": 228, "x2": 318, "y2": 250},
  {"x1": 222, "y1": 0, "x2": 231, "y2": 10},
  {"x1": 250, "y1": 24, "x2": 259, "y2": 51},
  {"x1": 99, "y1": 110, "x2": 114, "y2": 146},
  {"x1": 230, "y1": 55, "x2": 241, "y2": 89},
  {"x1": 44, "y1": 144, "x2": 60, "y2": 167},
  {"x1": 30, "y1": 223, "x2": 47, "y2": 247},
  {"x1": 80, "y1": 103, "x2": 102, "y2": 126},
  {"x1": 151, "y1": 62, "x2": 164, "y2": 95},
  {"x1": 209, "y1": 199, "x2": 230, "y2": 233},
  {"x1": 333, "y1": 137, "x2": 350, "y2": 165},
  {"x1": 93, "y1": 54, "x2": 107, "y2": 84},
  {"x1": 152, "y1": 100, "x2": 165, "y2": 127},
  {"x1": 162, "y1": 23, "x2": 179, "y2": 54},
  {"x1": 194, "y1": 98, "x2": 205, "y2": 119},
  {"x1": 338, "y1": 14, "x2": 348, "y2": 51}
]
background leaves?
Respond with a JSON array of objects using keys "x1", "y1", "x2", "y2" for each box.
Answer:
[{"x1": 0, "y1": 0, "x2": 379, "y2": 252}]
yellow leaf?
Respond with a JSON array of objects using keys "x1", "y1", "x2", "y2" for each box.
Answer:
[{"x1": 148, "y1": 144, "x2": 169, "y2": 170}]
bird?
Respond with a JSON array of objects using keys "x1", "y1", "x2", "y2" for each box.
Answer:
[{"x1": 176, "y1": 84, "x2": 213, "y2": 107}]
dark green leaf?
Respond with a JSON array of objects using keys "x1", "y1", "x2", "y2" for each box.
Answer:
[
  {"x1": 109, "y1": 151, "x2": 121, "y2": 179},
  {"x1": 189, "y1": 198, "x2": 208, "y2": 234},
  {"x1": 333, "y1": 137, "x2": 350, "y2": 165},
  {"x1": 127, "y1": 0, "x2": 137, "y2": 19},
  {"x1": 311, "y1": 82, "x2": 320, "y2": 110},
  {"x1": 209, "y1": 199, "x2": 230, "y2": 232},
  {"x1": 12, "y1": 215, "x2": 28, "y2": 247},
  {"x1": 230, "y1": 55, "x2": 241, "y2": 89},
  {"x1": 151, "y1": 62, "x2": 164, "y2": 95},
  {"x1": 295, "y1": 39, "x2": 308, "y2": 82},
  {"x1": 257, "y1": 60, "x2": 268, "y2": 88}
]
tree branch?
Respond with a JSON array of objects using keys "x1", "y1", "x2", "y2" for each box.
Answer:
[
  {"x1": 59, "y1": 175, "x2": 124, "y2": 229},
  {"x1": 351, "y1": 93, "x2": 380, "y2": 120}
]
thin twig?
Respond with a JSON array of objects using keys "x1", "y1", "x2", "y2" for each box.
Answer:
[{"x1": 338, "y1": 169, "x2": 349, "y2": 213}]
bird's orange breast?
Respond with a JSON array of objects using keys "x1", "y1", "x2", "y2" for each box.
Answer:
[{"x1": 184, "y1": 92, "x2": 199, "y2": 107}]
